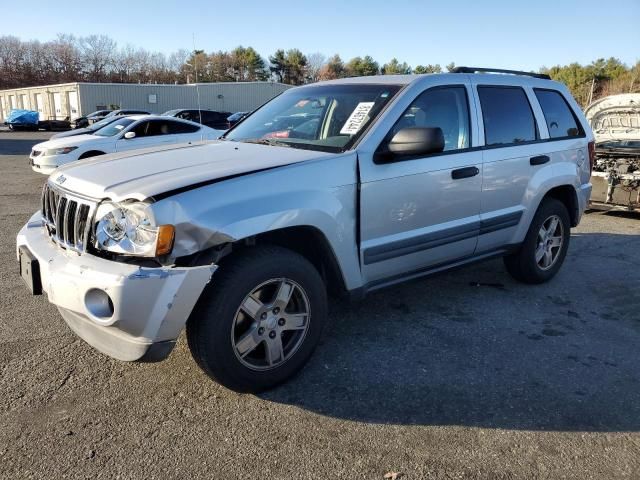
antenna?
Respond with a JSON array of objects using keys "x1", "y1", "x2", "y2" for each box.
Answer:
[{"x1": 192, "y1": 33, "x2": 203, "y2": 125}]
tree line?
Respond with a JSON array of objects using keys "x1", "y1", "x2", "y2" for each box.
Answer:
[{"x1": 1, "y1": 34, "x2": 638, "y2": 106}]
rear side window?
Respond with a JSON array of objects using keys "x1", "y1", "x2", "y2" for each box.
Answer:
[
  {"x1": 168, "y1": 120, "x2": 200, "y2": 134},
  {"x1": 534, "y1": 89, "x2": 582, "y2": 138},
  {"x1": 146, "y1": 120, "x2": 173, "y2": 136},
  {"x1": 478, "y1": 86, "x2": 537, "y2": 146}
]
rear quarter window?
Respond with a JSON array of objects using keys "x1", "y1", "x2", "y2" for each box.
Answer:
[
  {"x1": 534, "y1": 89, "x2": 583, "y2": 139},
  {"x1": 478, "y1": 86, "x2": 538, "y2": 146},
  {"x1": 168, "y1": 120, "x2": 200, "y2": 134}
]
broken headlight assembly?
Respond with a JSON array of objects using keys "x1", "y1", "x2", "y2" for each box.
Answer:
[{"x1": 94, "y1": 201, "x2": 174, "y2": 257}]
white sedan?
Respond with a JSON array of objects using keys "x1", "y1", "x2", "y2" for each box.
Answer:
[{"x1": 29, "y1": 115, "x2": 224, "y2": 175}]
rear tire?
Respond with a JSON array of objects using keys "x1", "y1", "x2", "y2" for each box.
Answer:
[
  {"x1": 504, "y1": 198, "x2": 571, "y2": 284},
  {"x1": 187, "y1": 245, "x2": 327, "y2": 392}
]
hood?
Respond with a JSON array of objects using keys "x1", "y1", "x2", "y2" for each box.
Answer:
[
  {"x1": 51, "y1": 140, "x2": 333, "y2": 201},
  {"x1": 584, "y1": 93, "x2": 640, "y2": 143},
  {"x1": 50, "y1": 128, "x2": 92, "y2": 140},
  {"x1": 34, "y1": 134, "x2": 108, "y2": 150}
]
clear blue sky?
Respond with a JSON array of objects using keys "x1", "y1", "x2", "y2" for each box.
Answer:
[{"x1": 6, "y1": 0, "x2": 639, "y2": 70}]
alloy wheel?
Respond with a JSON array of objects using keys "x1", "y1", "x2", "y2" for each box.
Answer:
[
  {"x1": 535, "y1": 214, "x2": 564, "y2": 271},
  {"x1": 231, "y1": 278, "x2": 311, "y2": 371}
]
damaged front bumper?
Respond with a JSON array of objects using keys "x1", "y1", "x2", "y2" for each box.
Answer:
[{"x1": 16, "y1": 211, "x2": 216, "y2": 361}]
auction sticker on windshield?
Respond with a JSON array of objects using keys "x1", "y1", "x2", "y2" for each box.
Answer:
[{"x1": 340, "y1": 102, "x2": 375, "y2": 135}]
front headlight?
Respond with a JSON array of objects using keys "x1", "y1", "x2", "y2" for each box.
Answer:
[
  {"x1": 45, "y1": 146, "x2": 78, "y2": 156},
  {"x1": 94, "y1": 201, "x2": 174, "y2": 257}
]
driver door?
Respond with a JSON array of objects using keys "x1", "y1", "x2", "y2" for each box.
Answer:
[{"x1": 359, "y1": 85, "x2": 483, "y2": 285}]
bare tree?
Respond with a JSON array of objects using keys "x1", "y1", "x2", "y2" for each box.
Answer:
[
  {"x1": 306, "y1": 52, "x2": 326, "y2": 83},
  {"x1": 0, "y1": 36, "x2": 27, "y2": 88},
  {"x1": 80, "y1": 35, "x2": 116, "y2": 81},
  {"x1": 50, "y1": 34, "x2": 83, "y2": 83},
  {"x1": 112, "y1": 44, "x2": 138, "y2": 82}
]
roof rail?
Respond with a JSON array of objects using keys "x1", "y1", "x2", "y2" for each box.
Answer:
[{"x1": 451, "y1": 66, "x2": 551, "y2": 80}]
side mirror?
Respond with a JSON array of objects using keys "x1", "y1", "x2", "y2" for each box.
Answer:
[
  {"x1": 387, "y1": 127, "x2": 444, "y2": 157},
  {"x1": 124, "y1": 131, "x2": 136, "y2": 139}
]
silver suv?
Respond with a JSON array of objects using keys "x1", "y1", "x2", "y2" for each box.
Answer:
[{"x1": 17, "y1": 67, "x2": 594, "y2": 392}]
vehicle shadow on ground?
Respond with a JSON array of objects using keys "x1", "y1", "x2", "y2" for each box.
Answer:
[
  {"x1": 0, "y1": 132, "x2": 51, "y2": 155},
  {"x1": 588, "y1": 209, "x2": 640, "y2": 221},
  {"x1": 262, "y1": 232, "x2": 640, "y2": 432}
]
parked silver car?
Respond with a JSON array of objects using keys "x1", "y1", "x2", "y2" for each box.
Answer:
[{"x1": 17, "y1": 68, "x2": 593, "y2": 392}]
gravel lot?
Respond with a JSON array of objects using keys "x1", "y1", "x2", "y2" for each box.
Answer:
[{"x1": 1, "y1": 129, "x2": 639, "y2": 479}]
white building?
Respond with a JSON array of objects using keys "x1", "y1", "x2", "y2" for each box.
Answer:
[{"x1": 0, "y1": 82, "x2": 292, "y2": 121}]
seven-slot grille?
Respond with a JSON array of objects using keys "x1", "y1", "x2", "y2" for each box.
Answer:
[{"x1": 41, "y1": 183, "x2": 96, "y2": 253}]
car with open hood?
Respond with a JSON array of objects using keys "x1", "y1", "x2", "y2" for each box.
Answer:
[
  {"x1": 585, "y1": 93, "x2": 640, "y2": 210},
  {"x1": 17, "y1": 68, "x2": 593, "y2": 392}
]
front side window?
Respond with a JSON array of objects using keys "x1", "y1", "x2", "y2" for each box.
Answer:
[
  {"x1": 131, "y1": 120, "x2": 151, "y2": 137},
  {"x1": 388, "y1": 86, "x2": 471, "y2": 152},
  {"x1": 224, "y1": 84, "x2": 402, "y2": 152},
  {"x1": 130, "y1": 120, "x2": 173, "y2": 137},
  {"x1": 478, "y1": 86, "x2": 537, "y2": 146},
  {"x1": 534, "y1": 89, "x2": 582, "y2": 139}
]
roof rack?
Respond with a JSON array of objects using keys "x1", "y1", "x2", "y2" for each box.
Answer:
[{"x1": 451, "y1": 66, "x2": 551, "y2": 80}]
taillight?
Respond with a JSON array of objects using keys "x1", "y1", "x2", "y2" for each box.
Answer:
[{"x1": 587, "y1": 141, "x2": 595, "y2": 174}]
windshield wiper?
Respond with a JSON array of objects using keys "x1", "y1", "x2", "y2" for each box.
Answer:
[{"x1": 240, "y1": 138, "x2": 292, "y2": 148}]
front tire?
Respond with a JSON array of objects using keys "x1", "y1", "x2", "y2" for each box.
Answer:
[
  {"x1": 504, "y1": 198, "x2": 571, "y2": 284},
  {"x1": 187, "y1": 245, "x2": 327, "y2": 392}
]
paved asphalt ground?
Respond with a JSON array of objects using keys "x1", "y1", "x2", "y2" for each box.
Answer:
[{"x1": 0, "y1": 129, "x2": 639, "y2": 479}]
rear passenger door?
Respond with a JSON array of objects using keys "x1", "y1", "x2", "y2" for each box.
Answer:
[
  {"x1": 473, "y1": 84, "x2": 546, "y2": 253},
  {"x1": 473, "y1": 83, "x2": 587, "y2": 254}
]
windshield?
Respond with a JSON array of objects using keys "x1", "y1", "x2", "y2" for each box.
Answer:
[
  {"x1": 88, "y1": 117, "x2": 117, "y2": 132},
  {"x1": 162, "y1": 109, "x2": 180, "y2": 116},
  {"x1": 224, "y1": 84, "x2": 402, "y2": 152},
  {"x1": 93, "y1": 117, "x2": 135, "y2": 137}
]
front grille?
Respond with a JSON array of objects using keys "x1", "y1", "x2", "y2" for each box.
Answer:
[{"x1": 41, "y1": 183, "x2": 96, "y2": 253}]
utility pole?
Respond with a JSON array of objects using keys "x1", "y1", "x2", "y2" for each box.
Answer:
[{"x1": 587, "y1": 77, "x2": 596, "y2": 106}]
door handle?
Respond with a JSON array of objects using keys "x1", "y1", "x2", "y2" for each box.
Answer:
[
  {"x1": 451, "y1": 166, "x2": 480, "y2": 180},
  {"x1": 530, "y1": 155, "x2": 550, "y2": 166}
]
